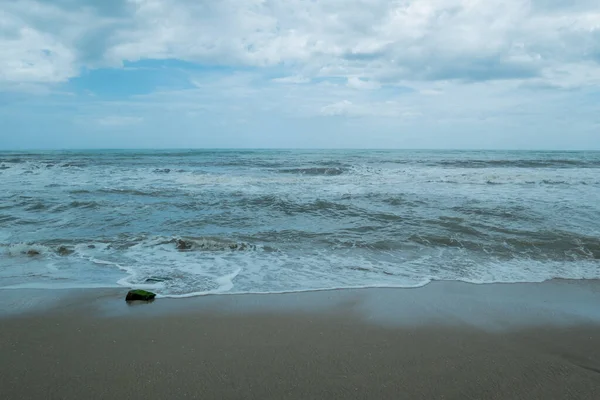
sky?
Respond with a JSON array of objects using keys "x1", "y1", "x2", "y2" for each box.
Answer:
[{"x1": 0, "y1": 0, "x2": 599, "y2": 150}]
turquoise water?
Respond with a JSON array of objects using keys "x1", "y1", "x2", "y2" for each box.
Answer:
[{"x1": 1, "y1": 150, "x2": 599, "y2": 296}]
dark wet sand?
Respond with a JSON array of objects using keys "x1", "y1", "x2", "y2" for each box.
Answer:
[{"x1": 1, "y1": 281, "x2": 600, "y2": 399}]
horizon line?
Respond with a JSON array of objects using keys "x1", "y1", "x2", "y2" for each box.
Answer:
[{"x1": 1, "y1": 148, "x2": 600, "y2": 153}]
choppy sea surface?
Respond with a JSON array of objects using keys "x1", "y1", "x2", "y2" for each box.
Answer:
[{"x1": 0, "y1": 150, "x2": 599, "y2": 297}]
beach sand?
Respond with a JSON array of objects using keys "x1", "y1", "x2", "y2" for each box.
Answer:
[{"x1": 1, "y1": 280, "x2": 600, "y2": 399}]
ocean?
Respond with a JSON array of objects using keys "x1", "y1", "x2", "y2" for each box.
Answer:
[{"x1": 1, "y1": 149, "x2": 599, "y2": 297}]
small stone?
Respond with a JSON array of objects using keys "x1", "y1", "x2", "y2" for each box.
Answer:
[
  {"x1": 144, "y1": 277, "x2": 171, "y2": 283},
  {"x1": 176, "y1": 239, "x2": 192, "y2": 251},
  {"x1": 88, "y1": 244, "x2": 96, "y2": 249},
  {"x1": 57, "y1": 246, "x2": 74, "y2": 256},
  {"x1": 125, "y1": 290, "x2": 156, "y2": 302}
]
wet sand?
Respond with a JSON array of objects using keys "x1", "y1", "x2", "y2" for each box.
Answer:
[{"x1": 1, "y1": 281, "x2": 600, "y2": 399}]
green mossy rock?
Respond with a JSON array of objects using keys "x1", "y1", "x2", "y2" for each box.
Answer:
[{"x1": 125, "y1": 289, "x2": 156, "y2": 301}]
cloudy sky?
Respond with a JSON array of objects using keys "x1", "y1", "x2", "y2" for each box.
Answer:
[{"x1": 1, "y1": 0, "x2": 599, "y2": 149}]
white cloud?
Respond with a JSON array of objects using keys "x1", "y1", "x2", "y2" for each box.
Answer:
[
  {"x1": 1, "y1": 0, "x2": 599, "y2": 88},
  {"x1": 320, "y1": 100, "x2": 419, "y2": 118},
  {"x1": 346, "y1": 77, "x2": 381, "y2": 90},
  {"x1": 320, "y1": 100, "x2": 354, "y2": 116},
  {"x1": 1, "y1": 0, "x2": 599, "y2": 150},
  {"x1": 0, "y1": 16, "x2": 77, "y2": 84},
  {"x1": 3, "y1": 68, "x2": 598, "y2": 149},
  {"x1": 420, "y1": 89, "x2": 443, "y2": 96},
  {"x1": 272, "y1": 75, "x2": 310, "y2": 84}
]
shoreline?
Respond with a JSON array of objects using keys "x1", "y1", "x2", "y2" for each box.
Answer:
[
  {"x1": 2, "y1": 275, "x2": 596, "y2": 293},
  {"x1": 2, "y1": 279, "x2": 600, "y2": 327},
  {"x1": 2, "y1": 280, "x2": 600, "y2": 399}
]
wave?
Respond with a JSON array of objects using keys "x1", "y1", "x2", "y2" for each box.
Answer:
[
  {"x1": 450, "y1": 205, "x2": 536, "y2": 221},
  {"x1": 1, "y1": 235, "x2": 259, "y2": 262},
  {"x1": 408, "y1": 230, "x2": 600, "y2": 261},
  {"x1": 2, "y1": 233, "x2": 599, "y2": 298},
  {"x1": 0, "y1": 158, "x2": 24, "y2": 164},
  {"x1": 2, "y1": 242, "x2": 79, "y2": 257},
  {"x1": 2, "y1": 149, "x2": 599, "y2": 297},
  {"x1": 87, "y1": 256, "x2": 600, "y2": 297},
  {"x1": 170, "y1": 237, "x2": 257, "y2": 252},
  {"x1": 278, "y1": 167, "x2": 346, "y2": 176},
  {"x1": 25, "y1": 203, "x2": 49, "y2": 211},
  {"x1": 432, "y1": 159, "x2": 600, "y2": 168},
  {"x1": 97, "y1": 188, "x2": 176, "y2": 197},
  {"x1": 230, "y1": 196, "x2": 387, "y2": 221},
  {"x1": 49, "y1": 201, "x2": 102, "y2": 213},
  {"x1": 86, "y1": 235, "x2": 260, "y2": 253},
  {"x1": 0, "y1": 214, "x2": 19, "y2": 224},
  {"x1": 68, "y1": 201, "x2": 101, "y2": 209},
  {"x1": 60, "y1": 162, "x2": 88, "y2": 168},
  {"x1": 189, "y1": 160, "x2": 287, "y2": 168},
  {"x1": 424, "y1": 176, "x2": 599, "y2": 186},
  {"x1": 5, "y1": 243, "x2": 54, "y2": 257}
]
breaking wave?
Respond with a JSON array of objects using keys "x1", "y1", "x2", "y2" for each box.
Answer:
[{"x1": 1, "y1": 149, "x2": 599, "y2": 296}]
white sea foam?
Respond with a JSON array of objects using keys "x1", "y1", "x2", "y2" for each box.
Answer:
[
  {"x1": 97, "y1": 240, "x2": 600, "y2": 297},
  {"x1": 2, "y1": 237, "x2": 599, "y2": 297},
  {"x1": 1, "y1": 150, "x2": 599, "y2": 296},
  {"x1": 5, "y1": 243, "x2": 53, "y2": 257}
]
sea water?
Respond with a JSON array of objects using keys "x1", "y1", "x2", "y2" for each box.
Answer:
[{"x1": 0, "y1": 149, "x2": 598, "y2": 297}]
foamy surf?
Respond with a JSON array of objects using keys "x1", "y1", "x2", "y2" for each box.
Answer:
[{"x1": 1, "y1": 150, "x2": 599, "y2": 296}]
